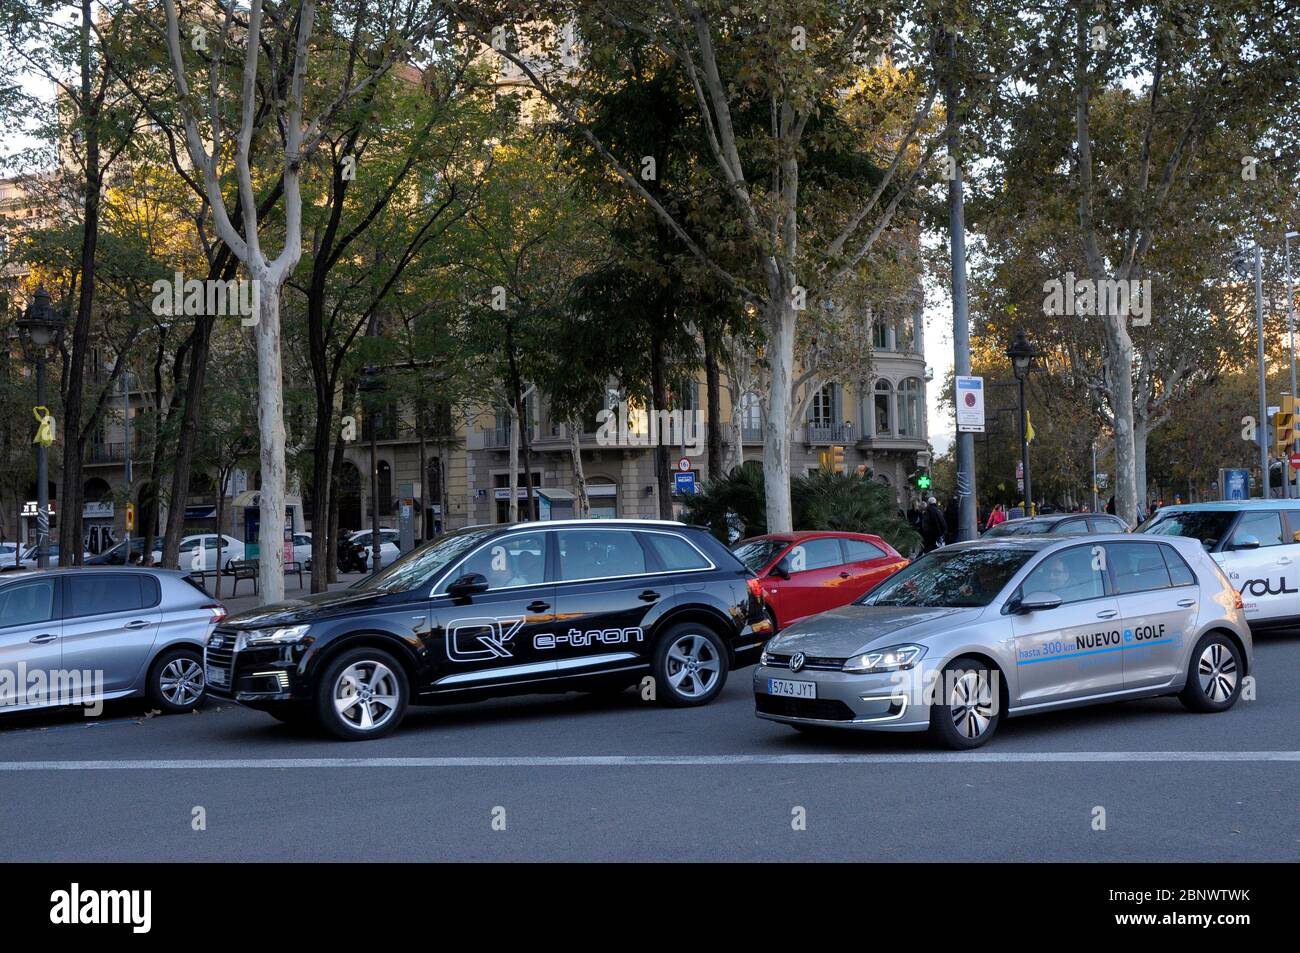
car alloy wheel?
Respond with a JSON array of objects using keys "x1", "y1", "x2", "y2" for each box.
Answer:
[
  {"x1": 1197, "y1": 642, "x2": 1238, "y2": 703},
  {"x1": 333, "y1": 660, "x2": 400, "y2": 732},
  {"x1": 665, "y1": 633, "x2": 721, "y2": 699},
  {"x1": 949, "y1": 670, "x2": 996, "y2": 740},
  {"x1": 159, "y1": 657, "x2": 205, "y2": 707}
]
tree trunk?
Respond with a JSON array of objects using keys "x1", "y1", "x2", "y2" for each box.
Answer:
[
  {"x1": 568, "y1": 418, "x2": 589, "y2": 517},
  {"x1": 725, "y1": 380, "x2": 745, "y2": 474},
  {"x1": 253, "y1": 278, "x2": 287, "y2": 602},
  {"x1": 1134, "y1": 414, "x2": 1150, "y2": 514},
  {"x1": 507, "y1": 407, "x2": 519, "y2": 523},
  {"x1": 764, "y1": 293, "x2": 796, "y2": 533},
  {"x1": 161, "y1": 315, "x2": 216, "y2": 567},
  {"x1": 703, "y1": 326, "x2": 723, "y2": 481},
  {"x1": 59, "y1": 0, "x2": 102, "y2": 565},
  {"x1": 1104, "y1": 321, "x2": 1139, "y2": 526},
  {"x1": 309, "y1": 392, "x2": 334, "y2": 592}
]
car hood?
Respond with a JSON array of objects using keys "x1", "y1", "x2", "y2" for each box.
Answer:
[
  {"x1": 224, "y1": 585, "x2": 384, "y2": 627},
  {"x1": 768, "y1": 604, "x2": 986, "y2": 658}
]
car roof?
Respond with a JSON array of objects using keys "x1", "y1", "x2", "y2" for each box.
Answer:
[
  {"x1": 0, "y1": 566, "x2": 190, "y2": 583},
  {"x1": 734, "y1": 530, "x2": 884, "y2": 544},
  {"x1": 1152, "y1": 500, "x2": 1300, "y2": 512},
  {"x1": 941, "y1": 533, "x2": 1155, "y2": 553}
]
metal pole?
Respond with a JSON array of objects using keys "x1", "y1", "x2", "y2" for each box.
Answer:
[
  {"x1": 123, "y1": 365, "x2": 131, "y2": 556},
  {"x1": 1091, "y1": 441, "x2": 1099, "y2": 513},
  {"x1": 1286, "y1": 232, "x2": 1298, "y2": 498},
  {"x1": 35, "y1": 353, "x2": 49, "y2": 569},
  {"x1": 1019, "y1": 374, "x2": 1032, "y2": 516},
  {"x1": 946, "y1": 30, "x2": 977, "y2": 542},
  {"x1": 1256, "y1": 245, "x2": 1269, "y2": 499}
]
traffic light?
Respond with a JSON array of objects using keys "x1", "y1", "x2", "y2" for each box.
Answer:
[
  {"x1": 831, "y1": 445, "x2": 845, "y2": 475},
  {"x1": 1274, "y1": 402, "x2": 1295, "y2": 459}
]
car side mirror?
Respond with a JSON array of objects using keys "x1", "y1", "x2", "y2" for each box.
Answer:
[
  {"x1": 769, "y1": 558, "x2": 791, "y2": 580},
  {"x1": 1014, "y1": 591, "x2": 1063, "y2": 614},
  {"x1": 447, "y1": 572, "x2": 490, "y2": 597},
  {"x1": 1232, "y1": 537, "x2": 1261, "y2": 551}
]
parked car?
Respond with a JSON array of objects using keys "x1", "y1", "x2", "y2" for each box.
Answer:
[
  {"x1": 731, "y1": 531, "x2": 909, "y2": 631},
  {"x1": 983, "y1": 513, "x2": 1129, "y2": 537},
  {"x1": 152, "y1": 534, "x2": 245, "y2": 573},
  {"x1": 1139, "y1": 499, "x2": 1300, "y2": 629},
  {"x1": 754, "y1": 535, "x2": 1250, "y2": 748},
  {"x1": 347, "y1": 528, "x2": 401, "y2": 569},
  {"x1": 292, "y1": 533, "x2": 313, "y2": 567},
  {"x1": 85, "y1": 538, "x2": 149, "y2": 565},
  {"x1": 8, "y1": 543, "x2": 92, "y2": 571},
  {"x1": 0, "y1": 568, "x2": 227, "y2": 714},
  {"x1": 206, "y1": 519, "x2": 771, "y2": 739}
]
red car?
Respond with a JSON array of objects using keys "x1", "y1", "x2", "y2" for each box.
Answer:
[{"x1": 731, "y1": 531, "x2": 910, "y2": 631}]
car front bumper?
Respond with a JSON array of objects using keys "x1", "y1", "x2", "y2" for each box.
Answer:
[{"x1": 752, "y1": 660, "x2": 934, "y2": 732}]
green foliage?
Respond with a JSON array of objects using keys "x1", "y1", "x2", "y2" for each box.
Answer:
[{"x1": 683, "y1": 464, "x2": 920, "y2": 554}]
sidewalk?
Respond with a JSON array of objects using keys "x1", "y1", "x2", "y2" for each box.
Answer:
[{"x1": 208, "y1": 571, "x2": 369, "y2": 616}]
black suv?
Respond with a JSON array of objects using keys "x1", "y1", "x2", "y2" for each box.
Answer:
[{"x1": 205, "y1": 520, "x2": 771, "y2": 739}]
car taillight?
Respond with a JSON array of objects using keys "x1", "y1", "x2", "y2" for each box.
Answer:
[
  {"x1": 204, "y1": 603, "x2": 227, "y2": 624},
  {"x1": 746, "y1": 577, "x2": 763, "y2": 601}
]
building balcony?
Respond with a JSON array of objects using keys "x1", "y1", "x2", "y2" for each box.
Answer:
[{"x1": 805, "y1": 422, "x2": 855, "y2": 445}]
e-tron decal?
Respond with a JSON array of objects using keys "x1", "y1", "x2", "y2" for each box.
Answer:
[
  {"x1": 446, "y1": 617, "x2": 524, "y2": 662},
  {"x1": 534, "y1": 627, "x2": 645, "y2": 650}
]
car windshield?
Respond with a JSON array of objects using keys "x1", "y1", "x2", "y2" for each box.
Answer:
[
  {"x1": 730, "y1": 538, "x2": 788, "y2": 573},
  {"x1": 863, "y1": 547, "x2": 1035, "y2": 608},
  {"x1": 986, "y1": 520, "x2": 1053, "y2": 537},
  {"x1": 1139, "y1": 510, "x2": 1236, "y2": 549},
  {"x1": 354, "y1": 528, "x2": 495, "y2": 593}
]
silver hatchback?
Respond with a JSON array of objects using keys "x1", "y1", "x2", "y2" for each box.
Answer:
[
  {"x1": 754, "y1": 536, "x2": 1252, "y2": 748},
  {"x1": 0, "y1": 568, "x2": 226, "y2": 715}
]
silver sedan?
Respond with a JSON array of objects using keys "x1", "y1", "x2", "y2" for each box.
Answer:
[
  {"x1": 0, "y1": 568, "x2": 226, "y2": 715},
  {"x1": 754, "y1": 535, "x2": 1252, "y2": 748}
]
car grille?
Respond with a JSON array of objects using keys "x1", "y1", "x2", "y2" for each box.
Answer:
[
  {"x1": 204, "y1": 627, "x2": 237, "y2": 688},
  {"x1": 755, "y1": 694, "x2": 857, "y2": 721},
  {"x1": 765, "y1": 653, "x2": 844, "y2": 672}
]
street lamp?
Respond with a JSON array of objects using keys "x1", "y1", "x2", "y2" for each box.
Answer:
[
  {"x1": 16, "y1": 288, "x2": 65, "y2": 569},
  {"x1": 1286, "y1": 230, "x2": 1298, "y2": 498},
  {"x1": 1005, "y1": 329, "x2": 1037, "y2": 516},
  {"x1": 1233, "y1": 245, "x2": 1269, "y2": 499}
]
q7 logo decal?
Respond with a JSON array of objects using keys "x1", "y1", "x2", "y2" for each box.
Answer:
[{"x1": 446, "y1": 617, "x2": 524, "y2": 662}]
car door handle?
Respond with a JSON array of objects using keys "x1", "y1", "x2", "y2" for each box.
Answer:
[
  {"x1": 28, "y1": 633, "x2": 57, "y2": 644},
  {"x1": 1177, "y1": 599, "x2": 1196, "y2": 608},
  {"x1": 1278, "y1": 557, "x2": 1293, "y2": 565},
  {"x1": 1096, "y1": 609, "x2": 1119, "y2": 619},
  {"x1": 839, "y1": 572, "x2": 851, "y2": 578},
  {"x1": 526, "y1": 601, "x2": 551, "y2": 613},
  {"x1": 638, "y1": 590, "x2": 661, "y2": 602},
  {"x1": 123, "y1": 620, "x2": 151, "y2": 630}
]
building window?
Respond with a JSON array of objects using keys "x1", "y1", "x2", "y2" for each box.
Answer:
[
  {"x1": 588, "y1": 478, "x2": 618, "y2": 519},
  {"x1": 872, "y1": 321, "x2": 892, "y2": 351},
  {"x1": 873, "y1": 380, "x2": 893, "y2": 435},
  {"x1": 809, "y1": 384, "x2": 837, "y2": 428},
  {"x1": 898, "y1": 378, "x2": 921, "y2": 437}
]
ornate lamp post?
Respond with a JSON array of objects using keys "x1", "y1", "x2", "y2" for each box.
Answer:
[
  {"x1": 1005, "y1": 330, "x2": 1038, "y2": 516},
  {"x1": 16, "y1": 288, "x2": 65, "y2": 569}
]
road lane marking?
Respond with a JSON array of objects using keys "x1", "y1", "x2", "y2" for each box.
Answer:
[{"x1": 0, "y1": 751, "x2": 1296, "y2": 770}]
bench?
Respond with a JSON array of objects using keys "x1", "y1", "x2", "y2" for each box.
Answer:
[{"x1": 228, "y1": 559, "x2": 304, "y2": 596}]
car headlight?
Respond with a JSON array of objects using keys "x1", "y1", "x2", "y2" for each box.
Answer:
[
  {"x1": 237, "y1": 624, "x2": 311, "y2": 650},
  {"x1": 760, "y1": 648, "x2": 773, "y2": 666},
  {"x1": 842, "y1": 644, "x2": 926, "y2": 673}
]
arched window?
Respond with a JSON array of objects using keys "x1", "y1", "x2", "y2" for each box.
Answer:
[
  {"x1": 897, "y1": 378, "x2": 922, "y2": 437},
  {"x1": 873, "y1": 380, "x2": 893, "y2": 436}
]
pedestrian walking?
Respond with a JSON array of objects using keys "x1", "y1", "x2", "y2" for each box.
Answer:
[{"x1": 921, "y1": 496, "x2": 948, "y2": 553}]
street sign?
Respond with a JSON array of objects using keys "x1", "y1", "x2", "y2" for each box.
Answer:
[
  {"x1": 1289, "y1": 452, "x2": 1300, "y2": 469},
  {"x1": 1015, "y1": 461, "x2": 1024, "y2": 480},
  {"x1": 955, "y1": 376, "x2": 985, "y2": 433},
  {"x1": 1220, "y1": 468, "x2": 1250, "y2": 501},
  {"x1": 677, "y1": 456, "x2": 691, "y2": 472},
  {"x1": 673, "y1": 471, "x2": 698, "y2": 495}
]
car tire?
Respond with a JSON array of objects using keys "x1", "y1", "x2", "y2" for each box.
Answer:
[
  {"x1": 652, "y1": 623, "x2": 729, "y2": 707},
  {"x1": 927, "y1": 656, "x2": 1001, "y2": 750},
  {"x1": 147, "y1": 647, "x2": 206, "y2": 713},
  {"x1": 1179, "y1": 631, "x2": 1243, "y2": 713},
  {"x1": 314, "y1": 647, "x2": 408, "y2": 740}
]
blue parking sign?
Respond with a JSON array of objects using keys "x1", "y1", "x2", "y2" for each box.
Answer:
[{"x1": 673, "y1": 471, "x2": 698, "y2": 495}]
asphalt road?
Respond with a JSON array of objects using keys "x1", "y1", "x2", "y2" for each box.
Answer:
[{"x1": 1, "y1": 629, "x2": 1297, "y2": 862}]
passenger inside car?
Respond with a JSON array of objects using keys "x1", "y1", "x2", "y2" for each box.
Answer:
[{"x1": 1024, "y1": 548, "x2": 1104, "y2": 602}]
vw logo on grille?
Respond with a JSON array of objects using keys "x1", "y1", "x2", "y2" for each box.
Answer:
[{"x1": 790, "y1": 652, "x2": 806, "y2": 673}]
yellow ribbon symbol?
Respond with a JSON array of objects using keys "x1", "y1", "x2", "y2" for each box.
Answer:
[{"x1": 33, "y1": 406, "x2": 55, "y2": 447}]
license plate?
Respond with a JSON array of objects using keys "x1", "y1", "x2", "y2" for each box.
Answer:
[
  {"x1": 205, "y1": 665, "x2": 228, "y2": 687},
  {"x1": 768, "y1": 678, "x2": 816, "y2": 699}
]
